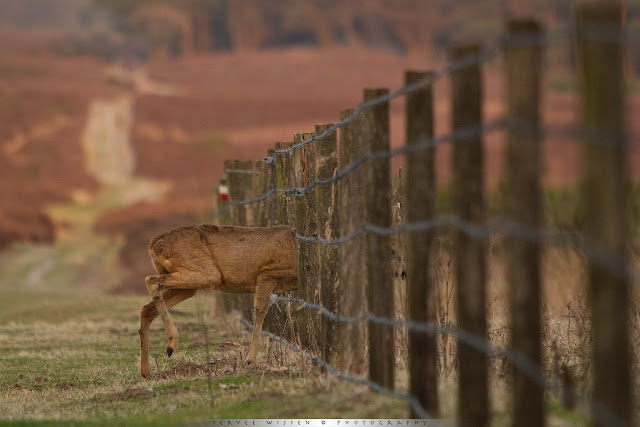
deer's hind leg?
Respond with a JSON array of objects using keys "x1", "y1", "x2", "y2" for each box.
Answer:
[
  {"x1": 139, "y1": 288, "x2": 196, "y2": 378},
  {"x1": 145, "y1": 268, "x2": 222, "y2": 358}
]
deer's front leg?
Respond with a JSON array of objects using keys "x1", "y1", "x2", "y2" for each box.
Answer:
[{"x1": 247, "y1": 276, "x2": 276, "y2": 365}]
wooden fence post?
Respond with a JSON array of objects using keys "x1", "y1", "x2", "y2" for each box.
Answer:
[
  {"x1": 337, "y1": 108, "x2": 367, "y2": 375},
  {"x1": 578, "y1": 3, "x2": 631, "y2": 425},
  {"x1": 292, "y1": 132, "x2": 319, "y2": 352},
  {"x1": 262, "y1": 148, "x2": 286, "y2": 337},
  {"x1": 226, "y1": 159, "x2": 255, "y2": 226},
  {"x1": 224, "y1": 160, "x2": 238, "y2": 224},
  {"x1": 254, "y1": 158, "x2": 267, "y2": 227},
  {"x1": 450, "y1": 43, "x2": 489, "y2": 425},
  {"x1": 315, "y1": 123, "x2": 340, "y2": 365},
  {"x1": 265, "y1": 149, "x2": 278, "y2": 226},
  {"x1": 225, "y1": 159, "x2": 256, "y2": 328},
  {"x1": 505, "y1": 18, "x2": 544, "y2": 427},
  {"x1": 404, "y1": 70, "x2": 438, "y2": 418},
  {"x1": 214, "y1": 175, "x2": 231, "y2": 316},
  {"x1": 276, "y1": 141, "x2": 294, "y2": 226},
  {"x1": 266, "y1": 143, "x2": 295, "y2": 338},
  {"x1": 362, "y1": 88, "x2": 394, "y2": 390}
]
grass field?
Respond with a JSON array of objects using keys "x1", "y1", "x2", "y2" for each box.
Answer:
[{"x1": 0, "y1": 288, "x2": 412, "y2": 423}]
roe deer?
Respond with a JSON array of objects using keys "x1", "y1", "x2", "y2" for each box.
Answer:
[{"x1": 138, "y1": 224, "x2": 297, "y2": 378}]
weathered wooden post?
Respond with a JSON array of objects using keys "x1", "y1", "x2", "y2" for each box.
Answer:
[
  {"x1": 362, "y1": 88, "x2": 394, "y2": 390},
  {"x1": 261, "y1": 148, "x2": 287, "y2": 337},
  {"x1": 578, "y1": 3, "x2": 631, "y2": 425},
  {"x1": 505, "y1": 18, "x2": 544, "y2": 427},
  {"x1": 404, "y1": 70, "x2": 438, "y2": 418},
  {"x1": 337, "y1": 108, "x2": 367, "y2": 375},
  {"x1": 265, "y1": 148, "x2": 278, "y2": 226},
  {"x1": 224, "y1": 160, "x2": 238, "y2": 224},
  {"x1": 275, "y1": 141, "x2": 294, "y2": 226},
  {"x1": 225, "y1": 159, "x2": 256, "y2": 327},
  {"x1": 315, "y1": 123, "x2": 340, "y2": 364},
  {"x1": 254, "y1": 158, "x2": 267, "y2": 227},
  {"x1": 214, "y1": 175, "x2": 231, "y2": 316},
  {"x1": 265, "y1": 143, "x2": 295, "y2": 338},
  {"x1": 292, "y1": 132, "x2": 319, "y2": 352},
  {"x1": 226, "y1": 159, "x2": 255, "y2": 226},
  {"x1": 451, "y1": 43, "x2": 488, "y2": 425}
]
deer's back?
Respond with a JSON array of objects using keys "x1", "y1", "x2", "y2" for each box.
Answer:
[{"x1": 149, "y1": 224, "x2": 297, "y2": 292}]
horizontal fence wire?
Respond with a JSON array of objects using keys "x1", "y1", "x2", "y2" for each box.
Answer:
[
  {"x1": 294, "y1": 214, "x2": 631, "y2": 282},
  {"x1": 236, "y1": 315, "x2": 432, "y2": 420},
  {"x1": 267, "y1": 28, "x2": 573, "y2": 157},
  {"x1": 217, "y1": 23, "x2": 639, "y2": 217},
  {"x1": 260, "y1": 295, "x2": 625, "y2": 426},
  {"x1": 214, "y1": 119, "x2": 505, "y2": 221},
  {"x1": 223, "y1": 168, "x2": 256, "y2": 174},
  {"x1": 218, "y1": 118, "x2": 507, "y2": 212},
  {"x1": 271, "y1": 43, "x2": 503, "y2": 156},
  {"x1": 265, "y1": 23, "x2": 637, "y2": 157},
  {"x1": 221, "y1": 119, "x2": 640, "y2": 211},
  {"x1": 217, "y1": 116, "x2": 636, "y2": 284}
]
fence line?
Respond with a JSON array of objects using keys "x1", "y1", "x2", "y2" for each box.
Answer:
[
  {"x1": 293, "y1": 215, "x2": 630, "y2": 281},
  {"x1": 222, "y1": 119, "x2": 639, "y2": 211},
  {"x1": 258, "y1": 23, "x2": 635, "y2": 158},
  {"x1": 269, "y1": 28, "x2": 568, "y2": 157},
  {"x1": 263, "y1": 295, "x2": 615, "y2": 423},
  {"x1": 214, "y1": 196, "x2": 633, "y2": 287},
  {"x1": 214, "y1": 6, "x2": 636, "y2": 425},
  {"x1": 215, "y1": 114, "x2": 637, "y2": 286},
  {"x1": 240, "y1": 301, "x2": 626, "y2": 427},
  {"x1": 237, "y1": 315, "x2": 432, "y2": 419}
]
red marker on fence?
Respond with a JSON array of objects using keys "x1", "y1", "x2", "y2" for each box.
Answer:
[
  {"x1": 214, "y1": 178, "x2": 231, "y2": 224},
  {"x1": 218, "y1": 183, "x2": 229, "y2": 202}
]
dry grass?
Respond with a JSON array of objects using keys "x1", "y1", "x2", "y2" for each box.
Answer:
[
  {"x1": 385, "y1": 182, "x2": 640, "y2": 424},
  {"x1": 0, "y1": 291, "x2": 410, "y2": 423}
]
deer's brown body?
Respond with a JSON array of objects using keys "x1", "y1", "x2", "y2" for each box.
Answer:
[{"x1": 139, "y1": 224, "x2": 297, "y2": 378}]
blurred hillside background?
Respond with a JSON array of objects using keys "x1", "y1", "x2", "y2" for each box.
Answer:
[{"x1": 0, "y1": 0, "x2": 639, "y2": 294}]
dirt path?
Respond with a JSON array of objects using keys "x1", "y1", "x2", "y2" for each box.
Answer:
[
  {"x1": 0, "y1": 92, "x2": 171, "y2": 294},
  {"x1": 83, "y1": 95, "x2": 135, "y2": 185}
]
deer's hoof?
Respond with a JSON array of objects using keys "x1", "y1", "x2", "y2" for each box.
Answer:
[{"x1": 167, "y1": 346, "x2": 174, "y2": 357}]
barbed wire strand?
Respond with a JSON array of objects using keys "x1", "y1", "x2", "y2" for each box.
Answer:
[
  {"x1": 267, "y1": 26, "x2": 581, "y2": 156},
  {"x1": 251, "y1": 23, "x2": 638, "y2": 159},
  {"x1": 223, "y1": 168, "x2": 256, "y2": 174},
  {"x1": 295, "y1": 214, "x2": 631, "y2": 282},
  {"x1": 272, "y1": 44, "x2": 505, "y2": 156},
  {"x1": 221, "y1": 117, "x2": 640, "y2": 211},
  {"x1": 238, "y1": 303, "x2": 625, "y2": 426},
  {"x1": 236, "y1": 315, "x2": 432, "y2": 419},
  {"x1": 220, "y1": 118, "x2": 507, "y2": 212}
]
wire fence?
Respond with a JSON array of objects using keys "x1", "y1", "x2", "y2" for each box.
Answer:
[
  {"x1": 237, "y1": 315, "x2": 432, "y2": 420},
  {"x1": 213, "y1": 5, "x2": 637, "y2": 426}
]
